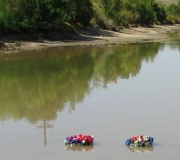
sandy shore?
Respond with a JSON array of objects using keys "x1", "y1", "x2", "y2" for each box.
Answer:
[{"x1": 0, "y1": 24, "x2": 180, "y2": 54}]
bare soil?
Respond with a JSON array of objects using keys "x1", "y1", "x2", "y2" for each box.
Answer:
[{"x1": 0, "y1": 24, "x2": 180, "y2": 54}]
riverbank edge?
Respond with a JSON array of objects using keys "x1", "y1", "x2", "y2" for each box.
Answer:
[{"x1": 0, "y1": 24, "x2": 180, "y2": 54}]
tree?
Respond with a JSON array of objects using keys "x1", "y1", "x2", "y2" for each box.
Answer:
[
  {"x1": 152, "y1": 2, "x2": 167, "y2": 24},
  {"x1": 137, "y1": 0, "x2": 156, "y2": 25},
  {"x1": 74, "y1": 0, "x2": 94, "y2": 26}
]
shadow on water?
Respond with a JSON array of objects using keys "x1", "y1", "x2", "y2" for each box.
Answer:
[{"x1": 0, "y1": 42, "x2": 180, "y2": 125}]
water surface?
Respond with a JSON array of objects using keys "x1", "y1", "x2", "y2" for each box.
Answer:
[{"x1": 0, "y1": 41, "x2": 180, "y2": 160}]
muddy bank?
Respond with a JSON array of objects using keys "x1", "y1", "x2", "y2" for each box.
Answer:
[{"x1": 0, "y1": 24, "x2": 180, "y2": 54}]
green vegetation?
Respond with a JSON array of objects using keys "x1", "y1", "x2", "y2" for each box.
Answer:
[
  {"x1": 99, "y1": 0, "x2": 167, "y2": 26},
  {"x1": 0, "y1": 0, "x2": 179, "y2": 35},
  {"x1": 166, "y1": 1, "x2": 180, "y2": 23},
  {"x1": 0, "y1": 0, "x2": 93, "y2": 34}
]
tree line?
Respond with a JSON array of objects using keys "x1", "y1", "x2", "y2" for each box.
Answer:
[
  {"x1": 0, "y1": 0, "x2": 93, "y2": 34},
  {"x1": 0, "y1": 0, "x2": 180, "y2": 35},
  {"x1": 100, "y1": 0, "x2": 180, "y2": 26}
]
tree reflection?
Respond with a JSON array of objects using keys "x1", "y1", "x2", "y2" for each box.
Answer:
[
  {"x1": 0, "y1": 43, "x2": 168, "y2": 122},
  {"x1": 91, "y1": 43, "x2": 160, "y2": 89}
]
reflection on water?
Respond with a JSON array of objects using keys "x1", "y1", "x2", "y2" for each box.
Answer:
[
  {"x1": 127, "y1": 146, "x2": 153, "y2": 153},
  {"x1": 0, "y1": 43, "x2": 164, "y2": 123},
  {"x1": 36, "y1": 120, "x2": 53, "y2": 146},
  {"x1": 65, "y1": 145, "x2": 94, "y2": 152}
]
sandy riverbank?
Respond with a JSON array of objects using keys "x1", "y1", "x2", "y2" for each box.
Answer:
[{"x1": 0, "y1": 24, "x2": 180, "y2": 54}]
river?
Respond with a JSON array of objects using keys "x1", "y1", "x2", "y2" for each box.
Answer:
[{"x1": 0, "y1": 39, "x2": 180, "y2": 160}]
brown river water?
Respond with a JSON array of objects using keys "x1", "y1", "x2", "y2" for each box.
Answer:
[{"x1": 0, "y1": 40, "x2": 180, "y2": 160}]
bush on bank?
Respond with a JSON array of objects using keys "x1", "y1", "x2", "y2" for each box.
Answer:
[
  {"x1": 166, "y1": 1, "x2": 180, "y2": 23},
  {"x1": 0, "y1": 0, "x2": 93, "y2": 34},
  {"x1": 0, "y1": 0, "x2": 179, "y2": 35},
  {"x1": 100, "y1": 0, "x2": 167, "y2": 26}
]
